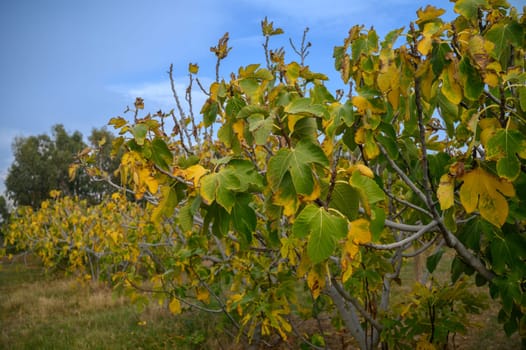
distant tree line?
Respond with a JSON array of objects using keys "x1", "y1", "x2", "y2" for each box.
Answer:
[{"x1": 4, "y1": 124, "x2": 120, "y2": 210}]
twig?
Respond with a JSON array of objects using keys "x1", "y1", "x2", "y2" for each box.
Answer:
[{"x1": 365, "y1": 220, "x2": 438, "y2": 250}]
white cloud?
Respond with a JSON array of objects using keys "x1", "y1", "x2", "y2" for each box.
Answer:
[
  {"x1": 105, "y1": 75, "x2": 215, "y2": 144},
  {"x1": 108, "y1": 76, "x2": 211, "y2": 115}
]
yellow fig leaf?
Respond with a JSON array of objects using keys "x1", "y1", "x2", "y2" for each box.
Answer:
[
  {"x1": 348, "y1": 164, "x2": 375, "y2": 179},
  {"x1": 479, "y1": 118, "x2": 501, "y2": 146},
  {"x1": 184, "y1": 164, "x2": 208, "y2": 187},
  {"x1": 341, "y1": 238, "x2": 360, "y2": 283},
  {"x1": 169, "y1": 297, "x2": 182, "y2": 314},
  {"x1": 441, "y1": 63, "x2": 462, "y2": 105},
  {"x1": 68, "y1": 164, "x2": 79, "y2": 181},
  {"x1": 352, "y1": 95, "x2": 384, "y2": 114},
  {"x1": 307, "y1": 269, "x2": 325, "y2": 300},
  {"x1": 437, "y1": 174, "x2": 454, "y2": 210},
  {"x1": 350, "y1": 218, "x2": 372, "y2": 244},
  {"x1": 416, "y1": 5, "x2": 446, "y2": 24},
  {"x1": 418, "y1": 36, "x2": 433, "y2": 56},
  {"x1": 140, "y1": 168, "x2": 159, "y2": 194},
  {"x1": 188, "y1": 62, "x2": 199, "y2": 74},
  {"x1": 459, "y1": 168, "x2": 515, "y2": 227},
  {"x1": 232, "y1": 119, "x2": 246, "y2": 143},
  {"x1": 354, "y1": 127, "x2": 366, "y2": 144},
  {"x1": 196, "y1": 288, "x2": 210, "y2": 304}
]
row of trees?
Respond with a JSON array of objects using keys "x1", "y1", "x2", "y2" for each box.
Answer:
[
  {"x1": 3, "y1": 1, "x2": 526, "y2": 349},
  {"x1": 0, "y1": 125, "x2": 119, "y2": 242}
]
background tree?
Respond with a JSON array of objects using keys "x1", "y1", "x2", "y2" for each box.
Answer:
[
  {"x1": 0, "y1": 195, "x2": 10, "y2": 243},
  {"x1": 6, "y1": 130, "x2": 61, "y2": 208},
  {"x1": 70, "y1": 127, "x2": 122, "y2": 204},
  {"x1": 5, "y1": 124, "x2": 120, "y2": 208}
]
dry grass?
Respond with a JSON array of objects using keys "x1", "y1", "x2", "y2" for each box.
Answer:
[
  {"x1": 0, "y1": 254, "x2": 522, "y2": 349},
  {"x1": 0, "y1": 256, "x2": 236, "y2": 350}
]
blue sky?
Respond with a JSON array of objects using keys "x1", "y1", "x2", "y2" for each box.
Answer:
[{"x1": 0, "y1": 0, "x2": 522, "y2": 195}]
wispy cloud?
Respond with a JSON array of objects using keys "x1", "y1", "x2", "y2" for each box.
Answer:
[{"x1": 107, "y1": 77, "x2": 211, "y2": 117}]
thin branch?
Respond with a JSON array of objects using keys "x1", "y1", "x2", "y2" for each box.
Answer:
[
  {"x1": 289, "y1": 320, "x2": 327, "y2": 350},
  {"x1": 325, "y1": 145, "x2": 342, "y2": 209},
  {"x1": 168, "y1": 64, "x2": 193, "y2": 152},
  {"x1": 409, "y1": 23, "x2": 435, "y2": 209},
  {"x1": 402, "y1": 236, "x2": 442, "y2": 258},
  {"x1": 378, "y1": 143, "x2": 428, "y2": 204},
  {"x1": 331, "y1": 279, "x2": 384, "y2": 332},
  {"x1": 385, "y1": 191, "x2": 433, "y2": 218},
  {"x1": 364, "y1": 220, "x2": 438, "y2": 250}
]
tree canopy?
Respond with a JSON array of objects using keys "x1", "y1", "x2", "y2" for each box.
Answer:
[
  {"x1": 5, "y1": 125, "x2": 119, "y2": 208},
  {"x1": 4, "y1": 1, "x2": 526, "y2": 349}
]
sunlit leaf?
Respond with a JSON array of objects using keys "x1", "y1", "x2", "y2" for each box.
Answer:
[
  {"x1": 132, "y1": 124, "x2": 148, "y2": 146},
  {"x1": 349, "y1": 218, "x2": 372, "y2": 244},
  {"x1": 416, "y1": 5, "x2": 446, "y2": 25},
  {"x1": 437, "y1": 174, "x2": 455, "y2": 210},
  {"x1": 307, "y1": 269, "x2": 325, "y2": 299},
  {"x1": 459, "y1": 167, "x2": 515, "y2": 227}
]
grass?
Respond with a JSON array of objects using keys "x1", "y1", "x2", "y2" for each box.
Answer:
[
  {"x1": 0, "y1": 254, "x2": 522, "y2": 349},
  {"x1": 0, "y1": 256, "x2": 236, "y2": 350}
]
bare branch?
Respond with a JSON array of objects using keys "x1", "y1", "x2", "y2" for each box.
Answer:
[
  {"x1": 378, "y1": 143, "x2": 428, "y2": 204},
  {"x1": 365, "y1": 220, "x2": 438, "y2": 250}
]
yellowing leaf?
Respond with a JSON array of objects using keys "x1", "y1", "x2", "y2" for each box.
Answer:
[
  {"x1": 68, "y1": 164, "x2": 79, "y2": 181},
  {"x1": 188, "y1": 63, "x2": 199, "y2": 74},
  {"x1": 299, "y1": 180, "x2": 321, "y2": 202},
  {"x1": 437, "y1": 174, "x2": 455, "y2": 210},
  {"x1": 459, "y1": 168, "x2": 515, "y2": 227},
  {"x1": 341, "y1": 219, "x2": 370, "y2": 283},
  {"x1": 355, "y1": 127, "x2": 366, "y2": 144},
  {"x1": 348, "y1": 164, "x2": 374, "y2": 178},
  {"x1": 484, "y1": 72, "x2": 499, "y2": 87},
  {"x1": 184, "y1": 164, "x2": 208, "y2": 187},
  {"x1": 416, "y1": 5, "x2": 446, "y2": 24},
  {"x1": 418, "y1": 36, "x2": 433, "y2": 56},
  {"x1": 352, "y1": 95, "x2": 384, "y2": 113},
  {"x1": 441, "y1": 63, "x2": 462, "y2": 105},
  {"x1": 479, "y1": 118, "x2": 501, "y2": 146},
  {"x1": 341, "y1": 239, "x2": 359, "y2": 283},
  {"x1": 232, "y1": 119, "x2": 246, "y2": 143},
  {"x1": 350, "y1": 218, "x2": 372, "y2": 244},
  {"x1": 307, "y1": 269, "x2": 325, "y2": 299},
  {"x1": 169, "y1": 298, "x2": 182, "y2": 314},
  {"x1": 196, "y1": 288, "x2": 210, "y2": 304}
]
